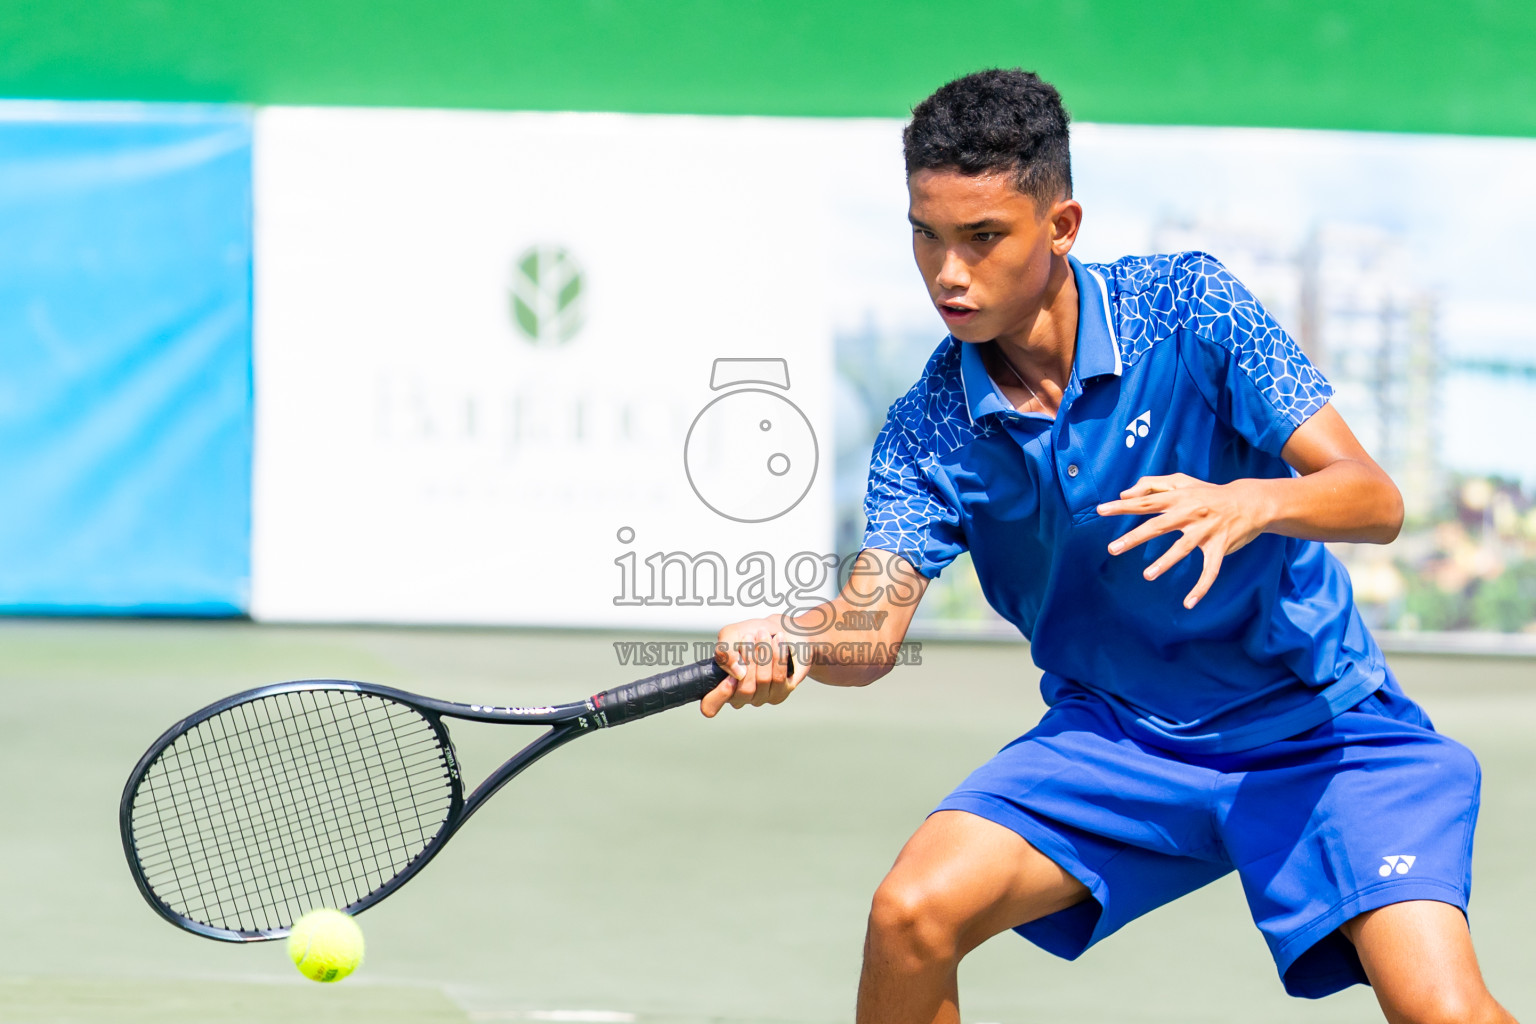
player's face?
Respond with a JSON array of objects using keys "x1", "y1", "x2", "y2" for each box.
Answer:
[{"x1": 907, "y1": 168, "x2": 1081, "y2": 344}]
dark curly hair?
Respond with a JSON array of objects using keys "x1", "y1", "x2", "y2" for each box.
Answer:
[{"x1": 903, "y1": 69, "x2": 1072, "y2": 207}]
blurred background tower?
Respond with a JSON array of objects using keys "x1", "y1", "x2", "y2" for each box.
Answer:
[
  {"x1": 1301, "y1": 224, "x2": 1441, "y2": 523},
  {"x1": 1152, "y1": 218, "x2": 1442, "y2": 525}
]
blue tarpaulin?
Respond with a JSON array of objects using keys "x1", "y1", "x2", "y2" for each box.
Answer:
[{"x1": 0, "y1": 104, "x2": 252, "y2": 614}]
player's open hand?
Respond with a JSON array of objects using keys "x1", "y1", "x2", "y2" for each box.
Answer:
[
  {"x1": 703, "y1": 615, "x2": 810, "y2": 717},
  {"x1": 1096, "y1": 473, "x2": 1270, "y2": 609}
]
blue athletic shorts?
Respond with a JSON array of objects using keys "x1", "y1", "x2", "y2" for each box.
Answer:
[{"x1": 934, "y1": 672, "x2": 1481, "y2": 999}]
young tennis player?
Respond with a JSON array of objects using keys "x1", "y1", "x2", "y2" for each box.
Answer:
[{"x1": 706, "y1": 69, "x2": 1513, "y2": 1024}]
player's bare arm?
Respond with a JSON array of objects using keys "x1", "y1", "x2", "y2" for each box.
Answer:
[
  {"x1": 703, "y1": 548, "x2": 929, "y2": 717},
  {"x1": 1098, "y1": 403, "x2": 1405, "y2": 608}
]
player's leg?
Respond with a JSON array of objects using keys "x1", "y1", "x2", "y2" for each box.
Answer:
[
  {"x1": 856, "y1": 809, "x2": 1089, "y2": 1024},
  {"x1": 1341, "y1": 901, "x2": 1517, "y2": 1024}
]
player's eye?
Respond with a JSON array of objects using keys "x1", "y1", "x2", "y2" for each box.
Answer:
[
  {"x1": 913, "y1": 228, "x2": 938, "y2": 240},
  {"x1": 973, "y1": 232, "x2": 999, "y2": 243}
]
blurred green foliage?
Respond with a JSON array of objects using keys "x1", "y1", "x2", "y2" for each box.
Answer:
[
  {"x1": 1400, "y1": 559, "x2": 1536, "y2": 634},
  {"x1": 1403, "y1": 574, "x2": 1466, "y2": 633},
  {"x1": 1473, "y1": 560, "x2": 1536, "y2": 633}
]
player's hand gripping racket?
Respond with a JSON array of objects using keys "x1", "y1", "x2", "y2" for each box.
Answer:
[{"x1": 120, "y1": 656, "x2": 740, "y2": 941}]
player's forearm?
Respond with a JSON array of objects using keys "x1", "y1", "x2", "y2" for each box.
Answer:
[
  {"x1": 776, "y1": 550, "x2": 927, "y2": 687},
  {"x1": 1252, "y1": 459, "x2": 1403, "y2": 544},
  {"x1": 782, "y1": 597, "x2": 914, "y2": 688},
  {"x1": 710, "y1": 551, "x2": 926, "y2": 699}
]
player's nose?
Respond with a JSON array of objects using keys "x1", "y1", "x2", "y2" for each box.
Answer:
[{"x1": 936, "y1": 250, "x2": 970, "y2": 290}]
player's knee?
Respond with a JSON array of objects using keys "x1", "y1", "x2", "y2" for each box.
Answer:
[
  {"x1": 1390, "y1": 984, "x2": 1503, "y2": 1024},
  {"x1": 867, "y1": 875, "x2": 961, "y2": 967}
]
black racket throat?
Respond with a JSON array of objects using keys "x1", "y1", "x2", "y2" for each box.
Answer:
[{"x1": 121, "y1": 656, "x2": 729, "y2": 942}]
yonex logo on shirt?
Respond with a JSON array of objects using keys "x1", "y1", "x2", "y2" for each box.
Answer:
[
  {"x1": 1125, "y1": 411, "x2": 1152, "y2": 448},
  {"x1": 1379, "y1": 854, "x2": 1416, "y2": 877},
  {"x1": 860, "y1": 254, "x2": 1358, "y2": 754}
]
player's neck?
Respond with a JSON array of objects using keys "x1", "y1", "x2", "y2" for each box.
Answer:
[{"x1": 988, "y1": 256, "x2": 1078, "y2": 415}]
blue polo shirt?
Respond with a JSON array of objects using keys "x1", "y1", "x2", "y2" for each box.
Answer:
[{"x1": 862, "y1": 251, "x2": 1386, "y2": 754}]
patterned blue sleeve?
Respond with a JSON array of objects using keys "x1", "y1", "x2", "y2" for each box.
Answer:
[
  {"x1": 860, "y1": 413, "x2": 967, "y2": 579},
  {"x1": 1171, "y1": 252, "x2": 1334, "y2": 456}
]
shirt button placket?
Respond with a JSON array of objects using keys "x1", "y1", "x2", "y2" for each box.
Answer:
[
  {"x1": 1059, "y1": 440, "x2": 1097, "y2": 512},
  {"x1": 1052, "y1": 400, "x2": 1099, "y2": 513}
]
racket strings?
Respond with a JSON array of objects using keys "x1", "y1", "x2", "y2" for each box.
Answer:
[{"x1": 130, "y1": 689, "x2": 455, "y2": 934}]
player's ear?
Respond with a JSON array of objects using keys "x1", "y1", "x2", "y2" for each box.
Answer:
[{"x1": 1048, "y1": 197, "x2": 1083, "y2": 254}]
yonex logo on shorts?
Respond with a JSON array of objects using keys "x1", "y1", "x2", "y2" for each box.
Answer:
[{"x1": 1379, "y1": 854, "x2": 1416, "y2": 877}]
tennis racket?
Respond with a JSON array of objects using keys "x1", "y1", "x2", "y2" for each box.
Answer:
[{"x1": 120, "y1": 655, "x2": 735, "y2": 942}]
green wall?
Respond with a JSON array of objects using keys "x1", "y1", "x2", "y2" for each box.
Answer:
[{"x1": 3, "y1": 1, "x2": 1534, "y2": 136}]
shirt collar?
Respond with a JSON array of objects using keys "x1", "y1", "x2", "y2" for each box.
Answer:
[
  {"x1": 957, "y1": 255, "x2": 1122, "y2": 425},
  {"x1": 958, "y1": 336, "x2": 1017, "y2": 423},
  {"x1": 1070, "y1": 254, "x2": 1123, "y2": 381}
]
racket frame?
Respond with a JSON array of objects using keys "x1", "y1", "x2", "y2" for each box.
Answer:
[{"x1": 120, "y1": 679, "x2": 606, "y2": 942}]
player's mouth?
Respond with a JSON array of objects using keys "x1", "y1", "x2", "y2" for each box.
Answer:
[{"x1": 937, "y1": 301, "x2": 979, "y2": 325}]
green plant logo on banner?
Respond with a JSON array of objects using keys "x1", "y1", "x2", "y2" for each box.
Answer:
[{"x1": 510, "y1": 246, "x2": 584, "y2": 344}]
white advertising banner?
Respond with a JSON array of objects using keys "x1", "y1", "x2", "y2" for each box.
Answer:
[
  {"x1": 251, "y1": 108, "x2": 844, "y2": 628},
  {"x1": 254, "y1": 106, "x2": 1536, "y2": 636}
]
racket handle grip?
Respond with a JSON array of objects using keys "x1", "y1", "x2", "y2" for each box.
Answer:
[{"x1": 591, "y1": 657, "x2": 729, "y2": 726}]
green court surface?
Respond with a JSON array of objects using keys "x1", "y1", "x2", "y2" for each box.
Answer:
[{"x1": 1, "y1": 620, "x2": 1532, "y2": 1023}]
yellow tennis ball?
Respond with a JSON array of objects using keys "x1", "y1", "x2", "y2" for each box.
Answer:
[{"x1": 287, "y1": 908, "x2": 364, "y2": 983}]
